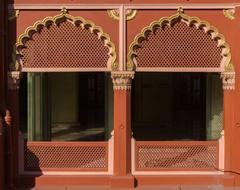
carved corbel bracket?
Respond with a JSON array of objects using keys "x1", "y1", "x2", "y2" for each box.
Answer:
[
  {"x1": 221, "y1": 71, "x2": 235, "y2": 90},
  {"x1": 111, "y1": 71, "x2": 135, "y2": 90},
  {"x1": 8, "y1": 71, "x2": 22, "y2": 90}
]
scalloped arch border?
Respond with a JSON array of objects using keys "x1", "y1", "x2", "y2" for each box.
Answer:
[
  {"x1": 15, "y1": 11, "x2": 118, "y2": 71},
  {"x1": 127, "y1": 9, "x2": 234, "y2": 75}
]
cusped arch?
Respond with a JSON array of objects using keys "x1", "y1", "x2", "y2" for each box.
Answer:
[
  {"x1": 15, "y1": 11, "x2": 117, "y2": 72},
  {"x1": 127, "y1": 9, "x2": 235, "y2": 90}
]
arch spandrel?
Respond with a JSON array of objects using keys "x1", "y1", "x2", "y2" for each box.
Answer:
[
  {"x1": 14, "y1": 11, "x2": 118, "y2": 72},
  {"x1": 127, "y1": 8, "x2": 235, "y2": 90}
]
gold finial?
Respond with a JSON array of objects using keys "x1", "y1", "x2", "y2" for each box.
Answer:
[
  {"x1": 61, "y1": 7, "x2": 68, "y2": 15},
  {"x1": 177, "y1": 7, "x2": 184, "y2": 15}
]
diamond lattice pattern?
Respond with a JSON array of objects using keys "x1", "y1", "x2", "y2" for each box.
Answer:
[
  {"x1": 21, "y1": 21, "x2": 109, "y2": 69},
  {"x1": 136, "y1": 142, "x2": 218, "y2": 170},
  {"x1": 135, "y1": 22, "x2": 223, "y2": 68},
  {"x1": 24, "y1": 142, "x2": 108, "y2": 171}
]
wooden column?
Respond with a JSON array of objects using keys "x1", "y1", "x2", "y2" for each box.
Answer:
[
  {"x1": 0, "y1": 117, "x2": 4, "y2": 190},
  {"x1": 7, "y1": 72, "x2": 21, "y2": 189},
  {"x1": 223, "y1": 91, "x2": 234, "y2": 169},
  {"x1": 0, "y1": 0, "x2": 6, "y2": 188},
  {"x1": 110, "y1": 71, "x2": 135, "y2": 188}
]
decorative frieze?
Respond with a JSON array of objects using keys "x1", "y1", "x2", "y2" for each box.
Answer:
[{"x1": 111, "y1": 71, "x2": 134, "y2": 90}]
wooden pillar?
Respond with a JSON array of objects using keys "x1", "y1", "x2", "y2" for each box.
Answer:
[
  {"x1": 7, "y1": 72, "x2": 21, "y2": 189},
  {"x1": 0, "y1": 0, "x2": 7, "y2": 188},
  {"x1": 110, "y1": 71, "x2": 135, "y2": 188},
  {"x1": 0, "y1": 116, "x2": 4, "y2": 190},
  {"x1": 223, "y1": 90, "x2": 234, "y2": 170},
  {"x1": 5, "y1": 110, "x2": 15, "y2": 189}
]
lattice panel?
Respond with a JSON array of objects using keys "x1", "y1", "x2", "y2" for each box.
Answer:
[
  {"x1": 21, "y1": 21, "x2": 109, "y2": 69},
  {"x1": 135, "y1": 22, "x2": 222, "y2": 68},
  {"x1": 136, "y1": 141, "x2": 218, "y2": 170},
  {"x1": 24, "y1": 142, "x2": 108, "y2": 171}
]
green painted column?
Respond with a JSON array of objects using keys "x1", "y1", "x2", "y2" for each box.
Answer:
[
  {"x1": 206, "y1": 74, "x2": 223, "y2": 140},
  {"x1": 28, "y1": 73, "x2": 50, "y2": 141}
]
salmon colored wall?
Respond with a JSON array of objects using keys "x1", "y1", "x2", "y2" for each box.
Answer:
[{"x1": 6, "y1": 0, "x2": 240, "y2": 187}]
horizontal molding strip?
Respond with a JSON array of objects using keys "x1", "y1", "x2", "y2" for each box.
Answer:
[{"x1": 10, "y1": 3, "x2": 239, "y2": 10}]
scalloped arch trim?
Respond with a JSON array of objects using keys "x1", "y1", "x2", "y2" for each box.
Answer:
[
  {"x1": 127, "y1": 9, "x2": 234, "y2": 75},
  {"x1": 15, "y1": 12, "x2": 117, "y2": 71}
]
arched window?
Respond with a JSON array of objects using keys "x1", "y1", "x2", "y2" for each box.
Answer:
[
  {"x1": 129, "y1": 10, "x2": 234, "y2": 171},
  {"x1": 16, "y1": 12, "x2": 116, "y2": 142}
]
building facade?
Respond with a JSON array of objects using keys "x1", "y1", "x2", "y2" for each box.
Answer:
[{"x1": 1, "y1": 0, "x2": 240, "y2": 189}]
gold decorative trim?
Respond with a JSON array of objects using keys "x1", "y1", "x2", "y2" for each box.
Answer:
[
  {"x1": 223, "y1": 9, "x2": 235, "y2": 20},
  {"x1": 61, "y1": 7, "x2": 68, "y2": 15},
  {"x1": 15, "y1": 10, "x2": 117, "y2": 71},
  {"x1": 111, "y1": 71, "x2": 135, "y2": 90},
  {"x1": 127, "y1": 8, "x2": 233, "y2": 75},
  {"x1": 8, "y1": 9, "x2": 20, "y2": 21},
  {"x1": 127, "y1": 8, "x2": 235, "y2": 90},
  {"x1": 107, "y1": 9, "x2": 137, "y2": 21}
]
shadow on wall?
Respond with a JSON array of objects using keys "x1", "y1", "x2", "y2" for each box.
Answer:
[{"x1": 17, "y1": 140, "x2": 42, "y2": 190}]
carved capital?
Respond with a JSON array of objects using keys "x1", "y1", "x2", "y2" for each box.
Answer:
[
  {"x1": 111, "y1": 71, "x2": 134, "y2": 90},
  {"x1": 221, "y1": 71, "x2": 235, "y2": 90},
  {"x1": 8, "y1": 71, "x2": 22, "y2": 90}
]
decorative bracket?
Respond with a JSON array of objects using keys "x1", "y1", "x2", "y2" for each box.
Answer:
[
  {"x1": 8, "y1": 71, "x2": 22, "y2": 90},
  {"x1": 107, "y1": 9, "x2": 137, "y2": 21},
  {"x1": 111, "y1": 71, "x2": 135, "y2": 90},
  {"x1": 223, "y1": 9, "x2": 235, "y2": 20}
]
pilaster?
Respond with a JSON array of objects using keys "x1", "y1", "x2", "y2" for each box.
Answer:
[
  {"x1": 110, "y1": 71, "x2": 135, "y2": 188},
  {"x1": 223, "y1": 90, "x2": 235, "y2": 171}
]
